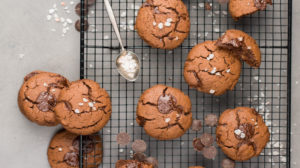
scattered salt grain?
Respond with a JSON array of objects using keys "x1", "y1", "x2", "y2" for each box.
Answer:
[
  {"x1": 121, "y1": 11, "x2": 126, "y2": 17},
  {"x1": 119, "y1": 149, "x2": 124, "y2": 153},
  {"x1": 43, "y1": 83, "x2": 48, "y2": 87},
  {"x1": 207, "y1": 53, "x2": 214, "y2": 60},
  {"x1": 166, "y1": 18, "x2": 172, "y2": 22},
  {"x1": 58, "y1": 147, "x2": 63, "y2": 152},
  {"x1": 51, "y1": 89, "x2": 56, "y2": 92},
  {"x1": 254, "y1": 76, "x2": 259, "y2": 80},
  {"x1": 19, "y1": 54, "x2": 25, "y2": 59},
  {"x1": 238, "y1": 37, "x2": 243, "y2": 41},
  {"x1": 209, "y1": 89, "x2": 215, "y2": 94},
  {"x1": 234, "y1": 129, "x2": 242, "y2": 135},
  {"x1": 88, "y1": 102, "x2": 94, "y2": 107},
  {"x1": 165, "y1": 22, "x2": 171, "y2": 27},
  {"x1": 92, "y1": 107, "x2": 97, "y2": 111},
  {"x1": 165, "y1": 118, "x2": 171, "y2": 123},
  {"x1": 210, "y1": 67, "x2": 217, "y2": 74},
  {"x1": 74, "y1": 109, "x2": 80, "y2": 114},
  {"x1": 158, "y1": 22, "x2": 164, "y2": 29},
  {"x1": 175, "y1": 36, "x2": 179, "y2": 40},
  {"x1": 226, "y1": 69, "x2": 231, "y2": 73},
  {"x1": 222, "y1": 11, "x2": 228, "y2": 15},
  {"x1": 70, "y1": 1, "x2": 74, "y2": 5},
  {"x1": 153, "y1": 21, "x2": 157, "y2": 26},
  {"x1": 104, "y1": 35, "x2": 109, "y2": 39},
  {"x1": 49, "y1": 9, "x2": 55, "y2": 14},
  {"x1": 83, "y1": 98, "x2": 88, "y2": 102},
  {"x1": 47, "y1": 15, "x2": 52, "y2": 20},
  {"x1": 247, "y1": 46, "x2": 252, "y2": 50},
  {"x1": 216, "y1": 72, "x2": 221, "y2": 76},
  {"x1": 78, "y1": 103, "x2": 84, "y2": 106},
  {"x1": 214, "y1": 27, "x2": 220, "y2": 32},
  {"x1": 66, "y1": 18, "x2": 72, "y2": 24},
  {"x1": 240, "y1": 133, "x2": 246, "y2": 139}
]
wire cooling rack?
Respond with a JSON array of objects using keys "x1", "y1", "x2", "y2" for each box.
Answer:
[{"x1": 78, "y1": 0, "x2": 292, "y2": 167}]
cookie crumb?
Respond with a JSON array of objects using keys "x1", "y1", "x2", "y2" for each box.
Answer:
[
  {"x1": 158, "y1": 23, "x2": 163, "y2": 29},
  {"x1": 209, "y1": 89, "x2": 215, "y2": 94},
  {"x1": 74, "y1": 109, "x2": 80, "y2": 114},
  {"x1": 133, "y1": 152, "x2": 147, "y2": 162}
]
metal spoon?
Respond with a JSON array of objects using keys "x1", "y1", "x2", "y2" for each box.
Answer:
[{"x1": 104, "y1": 0, "x2": 140, "y2": 82}]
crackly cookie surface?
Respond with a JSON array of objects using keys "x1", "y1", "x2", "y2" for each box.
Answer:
[
  {"x1": 229, "y1": 0, "x2": 272, "y2": 20},
  {"x1": 18, "y1": 71, "x2": 69, "y2": 126},
  {"x1": 136, "y1": 84, "x2": 192, "y2": 140},
  {"x1": 135, "y1": 0, "x2": 190, "y2": 49},
  {"x1": 184, "y1": 41, "x2": 242, "y2": 96},
  {"x1": 216, "y1": 29, "x2": 261, "y2": 68},
  {"x1": 216, "y1": 107, "x2": 270, "y2": 161},
  {"x1": 55, "y1": 79, "x2": 111, "y2": 135},
  {"x1": 47, "y1": 130, "x2": 102, "y2": 168},
  {"x1": 115, "y1": 160, "x2": 153, "y2": 168}
]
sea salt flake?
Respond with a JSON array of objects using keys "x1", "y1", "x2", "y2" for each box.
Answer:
[
  {"x1": 216, "y1": 72, "x2": 221, "y2": 76},
  {"x1": 254, "y1": 76, "x2": 259, "y2": 80},
  {"x1": 209, "y1": 89, "x2": 215, "y2": 94},
  {"x1": 58, "y1": 147, "x2": 63, "y2": 152},
  {"x1": 153, "y1": 21, "x2": 157, "y2": 26},
  {"x1": 43, "y1": 83, "x2": 48, "y2": 87},
  {"x1": 74, "y1": 109, "x2": 80, "y2": 114},
  {"x1": 66, "y1": 18, "x2": 72, "y2": 24},
  {"x1": 238, "y1": 37, "x2": 244, "y2": 41},
  {"x1": 119, "y1": 149, "x2": 124, "y2": 153},
  {"x1": 175, "y1": 36, "x2": 179, "y2": 40},
  {"x1": 199, "y1": 3, "x2": 205, "y2": 8},
  {"x1": 165, "y1": 118, "x2": 171, "y2": 123},
  {"x1": 247, "y1": 46, "x2": 252, "y2": 50},
  {"x1": 19, "y1": 54, "x2": 25, "y2": 59},
  {"x1": 88, "y1": 102, "x2": 94, "y2": 107},
  {"x1": 78, "y1": 103, "x2": 84, "y2": 106},
  {"x1": 226, "y1": 69, "x2": 231, "y2": 73},
  {"x1": 165, "y1": 22, "x2": 171, "y2": 27},
  {"x1": 70, "y1": 1, "x2": 74, "y2": 5},
  {"x1": 210, "y1": 67, "x2": 217, "y2": 74},
  {"x1": 93, "y1": 107, "x2": 97, "y2": 111},
  {"x1": 166, "y1": 18, "x2": 173, "y2": 22},
  {"x1": 47, "y1": 15, "x2": 52, "y2": 20},
  {"x1": 83, "y1": 98, "x2": 88, "y2": 102},
  {"x1": 51, "y1": 89, "x2": 56, "y2": 92},
  {"x1": 240, "y1": 132, "x2": 246, "y2": 138},
  {"x1": 207, "y1": 53, "x2": 214, "y2": 60},
  {"x1": 234, "y1": 129, "x2": 242, "y2": 135},
  {"x1": 49, "y1": 9, "x2": 55, "y2": 14},
  {"x1": 158, "y1": 22, "x2": 164, "y2": 29}
]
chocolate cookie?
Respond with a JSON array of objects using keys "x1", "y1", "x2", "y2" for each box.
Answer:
[
  {"x1": 54, "y1": 79, "x2": 112, "y2": 135},
  {"x1": 216, "y1": 107, "x2": 270, "y2": 161},
  {"x1": 18, "y1": 71, "x2": 69, "y2": 126},
  {"x1": 216, "y1": 29, "x2": 261, "y2": 68},
  {"x1": 136, "y1": 84, "x2": 192, "y2": 140},
  {"x1": 115, "y1": 160, "x2": 153, "y2": 168},
  {"x1": 135, "y1": 0, "x2": 190, "y2": 49},
  {"x1": 47, "y1": 130, "x2": 102, "y2": 168},
  {"x1": 184, "y1": 41, "x2": 242, "y2": 96},
  {"x1": 229, "y1": 0, "x2": 272, "y2": 20}
]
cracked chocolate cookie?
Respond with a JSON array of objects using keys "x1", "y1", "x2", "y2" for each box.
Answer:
[
  {"x1": 54, "y1": 79, "x2": 112, "y2": 135},
  {"x1": 47, "y1": 130, "x2": 102, "y2": 168},
  {"x1": 184, "y1": 41, "x2": 242, "y2": 96},
  {"x1": 229, "y1": 0, "x2": 272, "y2": 20},
  {"x1": 216, "y1": 107, "x2": 270, "y2": 161},
  {"x1": 135, "y1": 0, "x2": 190, "y2": 49},
  {"x1": 115, "y1": 160, "x2": 153, "y2": 168},
  {"x1": 18, "y1": 71, "x2": 70, "y2": 126},
  {"x1": 136, "y1": 84, "x2": 192, "y2": 140},
  {"x1": 216, "y1": 29, "x2": 261, "y2": 68}
]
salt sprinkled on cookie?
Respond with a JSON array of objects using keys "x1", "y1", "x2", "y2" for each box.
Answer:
[
  {"x1": 238, "y1": 37, "x2": 243, "y2": 41},
  {"x1": 116, "y1": 132, "x2": 131, "y2": 146},
  {"x1": 209, "y1": 89, "x2": 215, "y2": 94},
  {"x1": 226, "y1": 69, "x2": 231, "y2": 73},
  {"x1": 58, "y1": 147, "x2": 63, "y2": 152},
  {"x1": 158, "y1": 23, "x2": 164, "y2": 29},
  {"x1": 83, "y1": 98, "x2": 88, "y2": 102},
  {"x1": 78, "y1": 102, "x2": 84, "y2": 106},
  {"x1": 210, "y1": 67, "x2": 217, "y2": 74},
  {"x1": 165, "y1": 118, "x2": 171, "y2": 123},
  {"x1": 74, "y1": 109, "x2": 80, "y2": 114},
  {"x1": 88, "y1": 102, "x2": 94, "y2": 107},
  {"x1": 207, "y1": 53, "x2": 215, "y2": 60},
  {"x1": 153, "y1": 21, "x2": 157, "y2": 26}
]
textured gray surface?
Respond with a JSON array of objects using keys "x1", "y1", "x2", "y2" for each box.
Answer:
[{"x1": 0, "y1": 0, "x2": 298, "y2": 168}]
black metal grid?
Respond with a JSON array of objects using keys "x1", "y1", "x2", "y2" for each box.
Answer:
[{"x1": 79, "y1": 0, "x2": 292, "y2": 167}]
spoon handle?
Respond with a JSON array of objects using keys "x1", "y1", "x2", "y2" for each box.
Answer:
[{"x1": 104, "y1": 0, "x2": 125, "y2": 51}]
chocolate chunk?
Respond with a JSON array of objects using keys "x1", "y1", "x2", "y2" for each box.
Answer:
[
  {"x1": 133, "y1": 152, "x2": 147, "y2": 162},
  {"x1": 202, "y1": 146, "x2": 217, "y2": 159},
  {"x1": 75, "y1": 19, "x2": 89, "y2": 32},
  {"x1": 116, "y1": 132, "x2": 131, "y2": 146},
  {"x1": 75, "y1": 3, "x2": 89, "y2": 16},
  {"x1": 193, "y1": 138, "x2": 204, "y2": 152},
  {"x1": 191, "y1": 119, "x2": 202, "y2": 131},
  {"x1": 146, "y1": 157, "x2": 158, "y2": 168},
  {"x1": 72, "y1": 136, "x2": 95, "y2": 154},
  {"x1": 157, "y1": 94, "x2": 177, "y2": 114},
  {"x1": 132, "y1": 139, "x2": 147, "y2": 153},
  {"x1": 222, "y1": 158, "x2": 235, "y2": 168},
  {"x1": 200, "y1": 133, "x2": 214, "y2": 147},
  {"x1": 205, "y1": 2, "x2": 212, "y2": 10},
  {"x1": 64, "y1": 151, "x2": 79, "y2": 166},
  {"x1": 36, "y1": 92, "x2": 56, "y2": 112},
  {"x1": 85, "y1": 0, "x2": 96, "y2": 6},
  {"x1": 204, "y1": 114, "x2": 218, "y2": 127},
  {"x1": 24, "y1": 71, "x2": 41, "y2": 81},
  {"x1": 254, "y1": 0, "x2": 272, "y2": 10}
]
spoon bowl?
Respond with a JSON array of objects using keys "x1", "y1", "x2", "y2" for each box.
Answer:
[{"x1": 115, "y1": 50, "x2": 140, "y2": 82}]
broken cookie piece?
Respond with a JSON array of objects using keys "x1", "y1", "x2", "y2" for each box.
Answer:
[
  {"x1": 216, "y1": 29, "x2": 261, "y2": 68},
  {"x1": 54, "y1": 79, "x2": 112, "y2": 135},
  {"x1": 216, "y1": 107, "x2": 270, "y2": 161},
  {"x1": 184, "y1": 41, "x2": 242, "y2": 96},
  {"x1": 135, "y1": 0, "x2": 190, "y2": 49},
  {"x1": 229, "y1": 0, "x2": 272, "y2": 20},
  {"x1": 136, "y1": 84, "x2": 192, "y2": 140}
]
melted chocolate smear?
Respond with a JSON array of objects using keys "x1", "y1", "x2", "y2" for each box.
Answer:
[
  {"x1": 157, "y1": 94, "x2": 177, "y2": 114},
  {"x1": 254, "y1": 0, "x2": 272, "y2": 10},
  {"x1": 36, "y1": 92, "x2": 56, "y2": 112},
  {"x1": 64, "y1": 151, "x2": 79, "y2": 167},
  {"x1": 72, "y1": 136, "x2": 95, "y2": 154}
]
